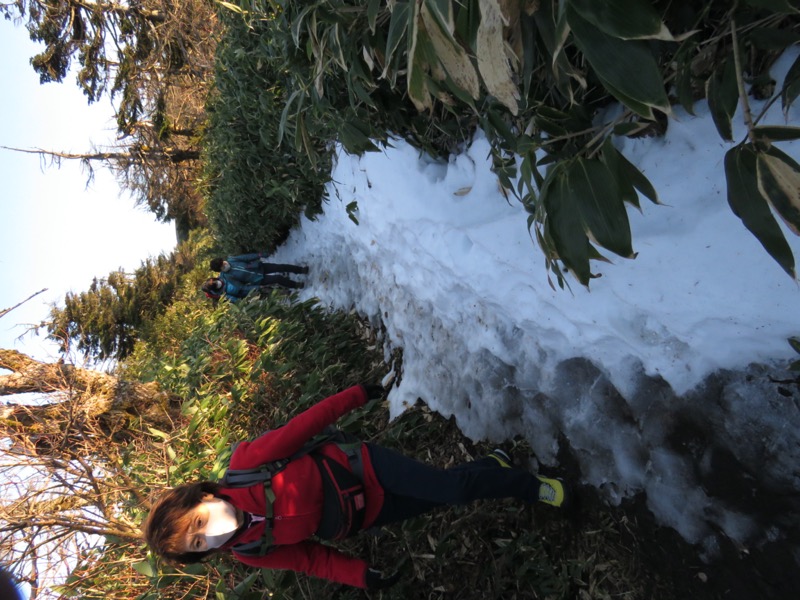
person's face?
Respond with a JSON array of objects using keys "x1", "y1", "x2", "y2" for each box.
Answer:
[
  {"x1": 181, "y1": 494, "x2": 241, "y2": 553},
  {"x1": 221, "y1": 260, "x2": 231, "y2": 272}
]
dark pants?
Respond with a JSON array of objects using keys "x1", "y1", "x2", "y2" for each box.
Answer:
[
  {"x1": 258, "y1": 262, "x2": 306, "y2": 275},
  {"x1": 367, "y1": 444, "x2": 538, "y2": 527},
  {"x1": 260, "y1": 275, "x2": 303, "y2": 289}
]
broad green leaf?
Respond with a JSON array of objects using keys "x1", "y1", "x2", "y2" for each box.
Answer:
[
  {"x1": 725, "y1": 145, "x2": 796, "y2": 278},
  {"x1": 781, "y1": 53, "x2": 800, "y2": 115},
  {"x1": 789, "y1": 336, "x2": 800, "y2": 354},
  {"x1": 486, "y1": 107, "x2": 517, "y2": 150},
  {"x1": 757, "y1": 146, "x2": 800, "y2": 235},
  {"x1": 233, "y1": 571, "x2": 260, "y2": 596},
  {"x1": 706, "y1": 58, "x2": 739, "y2": 142},
  {"x1": 753, "y1": 126, "x2": 800, "y2": 142},
  {"x1": 384, "y1": 1, "x2": 411, "y2": 76},
  {"x1": 476, "y1": 0, "x2": 520, "y2": 114},
  {"x1": 568, "y1": 0, "x2": 674, "y2": 41},
  {"x1": 615, "y1": 147, "x2": 660, "y2": 204},
  {"x1": 541, "y1": 163, "x2": 592, "y2": 285},
  {"x1": 601, "y1": 138, "x2": 639, "y2": 209},
  {"x1": 597, "y1": 76, "x2": 655, "y2": 119},
  {"x1": 533, "y1": 2, "x2": 583, "y2": 102},
  {"x1": 567, "y1": 157, "x2": 635, "y2": 258},
  {"x1": 291, "y1": 4, "x2": 319, "y2": 50},
  {"x1": 278, "y1": 89, "x2": 305, "y2": 146},
  {"x1": 367, "y1": 0, "x2": 382, "y2": 33},
  {"x1": 339, "y1": 119, "x2": 379, "y2": 153},
  {"x1": 454, "y1": 0, "x2": 480, "y2": 48},
  {"x1": 423, "y1": 0, "x2": 457, "y2": 46},
  {"x1": 350, "y1": 78, "x2": 377, "y2": 108},
  {"x1": 407, "y1": 4, "x2": 433, "y2": 111},
  {"x1": 567, "y1": 6, "x2": 670, "y2": 117},
  {"x1": 132, "y1": 560, "x2": 155, "y2": 578}
]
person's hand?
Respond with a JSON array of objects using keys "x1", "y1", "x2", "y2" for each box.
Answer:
[
  {"x1": 364, "y1": 568, "x2": 401, "y2": 590},
  {"x1": 362, "y1": 384, "x2": 385, "y2": 400}
]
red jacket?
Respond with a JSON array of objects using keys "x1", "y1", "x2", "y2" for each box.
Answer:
[{"x1": 218, "y1": 385, "x2": 384, "y2": 588}]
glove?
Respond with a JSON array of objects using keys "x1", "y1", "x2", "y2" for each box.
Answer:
[
  {"x1": 364, "y1": 568, "x2": 401, "y2": 590},
  {"x1": 362, "y1": 383, "x2": 385, "y2": 400}
]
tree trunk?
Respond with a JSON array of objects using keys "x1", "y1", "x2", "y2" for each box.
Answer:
[{"x1": 0, "y1": 349, "x2": 176, "y2": 440}]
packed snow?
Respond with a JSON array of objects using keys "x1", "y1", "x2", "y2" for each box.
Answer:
[{"x1": 271, "y1": 50, "x2": 800, "y2": 557}]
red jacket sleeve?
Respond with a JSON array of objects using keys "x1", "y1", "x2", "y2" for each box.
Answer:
[
  {"x1": 234, "y1": 540, "x2": 369, "y2": 588},
  {"x1": 229, "y1": 385, "x2": 368, "y2": 469}
]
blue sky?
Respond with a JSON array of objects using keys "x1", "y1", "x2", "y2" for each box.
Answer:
[{"x1": 0, "y1": 21, "x2": 177, "y2": 362}]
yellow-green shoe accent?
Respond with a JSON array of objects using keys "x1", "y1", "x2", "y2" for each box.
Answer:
[
  {"x1": 487, "y1": 449, "x2": 513, "y2": 468},
  {"x1": 536, "y1": 475, "x2": 567, "y2": 507}
]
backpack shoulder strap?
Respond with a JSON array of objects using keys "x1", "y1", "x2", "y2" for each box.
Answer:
[{"x1": 232, "y1": 527, "x2": 275, "y2": 556}]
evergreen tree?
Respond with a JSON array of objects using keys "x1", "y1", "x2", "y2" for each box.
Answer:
[{"x1": 47, "y1": 253, "x2": 187, "y2": 361}]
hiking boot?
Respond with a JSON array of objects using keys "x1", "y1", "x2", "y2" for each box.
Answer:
[
  {"x1": 536, "y1": 475, "x2": 568, "y2": 508},
  {"x1": 487, "y1": 448, "x2": 513, "y2": 469},
  {"x1": 301, "y1": 265, "x2": 310, "y2": 274}
]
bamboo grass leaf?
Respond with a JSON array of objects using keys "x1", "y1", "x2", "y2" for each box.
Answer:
[
  {"x1": 368, "y1": 0, "x2": 382, "y2": 33},
  {"x1": 753, "y1": 126, "x2": 800, "y2": 142},
  {"x1": 407, "y1": 4, "x2": 433, "y2": 112},
  {"x1": 568, "y1": 157, "x2": 635, "y2": 259},
  {"x1": 419, "y1": 2, "x2": 480, "y2": 100},
  {"x1": 541, "y1": 163, "x2": 592, "y2": 285},
  {"x1": 725, "y1": 144, "x2": 796, "y2": 278},
  {"x1": 476, "y1": 0, "x2": 520, "y2": 114},
  {"x1": 567, "y1": 5, "x2": 670, "y2": 117},
  {"x1": 757, "y1": 146, "x2": 800, "y2": 235},
  {"x1": 568, "y1": 0, "x2": 676, "y2": 41},
  {"x1": 385, "y1": 2, "x2": 412, "y2": 77},
  {"x1": 706, "y1": 58, "x2": 739, "y2": 142},
  {"x1": 782, "y1": 53, "x2": 800, "y2": 115}
]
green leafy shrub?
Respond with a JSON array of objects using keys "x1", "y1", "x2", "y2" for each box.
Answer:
[
  {"x1": 219, "y1": 0, "x2": 800, "y2": 286},
  {"x1": 202, "y1": 11, "x2": 333, "y2": 255}
]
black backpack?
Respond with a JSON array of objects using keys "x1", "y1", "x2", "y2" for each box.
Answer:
[{"x1": 220, "y1": 426, "x2": 366, "y2": 556}]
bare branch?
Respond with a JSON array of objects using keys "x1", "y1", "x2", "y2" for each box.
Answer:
[{"x1": 0, "y1": 289, "x2": 48, "y2": 321}]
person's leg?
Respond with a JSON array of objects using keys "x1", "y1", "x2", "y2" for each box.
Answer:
[
  {"x1": 259, "y1": 262, "x2": 308, "y2": 275},
  {"x1": 259, "y1": 275, "x2": 303, "y2": 289},
  {"x1": 367, "y1": 444, "x2": 538, "y2": 527}
]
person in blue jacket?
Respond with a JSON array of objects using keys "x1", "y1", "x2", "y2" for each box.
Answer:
[
  {"x1": 210, "y1": 254, "x2": 308, "y2": 289},
  {"x1": 201, "y1": 274, "x2": 303, "y2": 302}
]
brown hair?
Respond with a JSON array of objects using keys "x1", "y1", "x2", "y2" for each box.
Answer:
[{"x1": 142, "y1": 481, "x2": 222, "y2": 564}]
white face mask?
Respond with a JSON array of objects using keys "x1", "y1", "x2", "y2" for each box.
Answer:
[{"x1": 201, "y1": 497, "x2": 240, "y2": 549}]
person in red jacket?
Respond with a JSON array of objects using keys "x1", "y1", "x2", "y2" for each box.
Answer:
[{"x1": 143, "y1": 385, "x2": 568, "y2": 590}]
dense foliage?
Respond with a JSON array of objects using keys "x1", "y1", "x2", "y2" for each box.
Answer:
[
  {"x1": 218, "y1": 0, "x2": 800, "y2": 286},
  {"x1": 46, "y1": 242, "x2": 200, "y2": 361},
  {"x1": 202, "y1": 12, "x2": 333, "y2": 254}
]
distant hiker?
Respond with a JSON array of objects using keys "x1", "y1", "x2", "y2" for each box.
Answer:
[
  {"x1": 143, "y1": 385, "x2": 569, "y2": 590},
  {"x1": 201, "y1": 274, "x2": 302, "y2": 303},
  {"x1": 210, "y1": 253, "x2": 308, "y2": 292}
]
